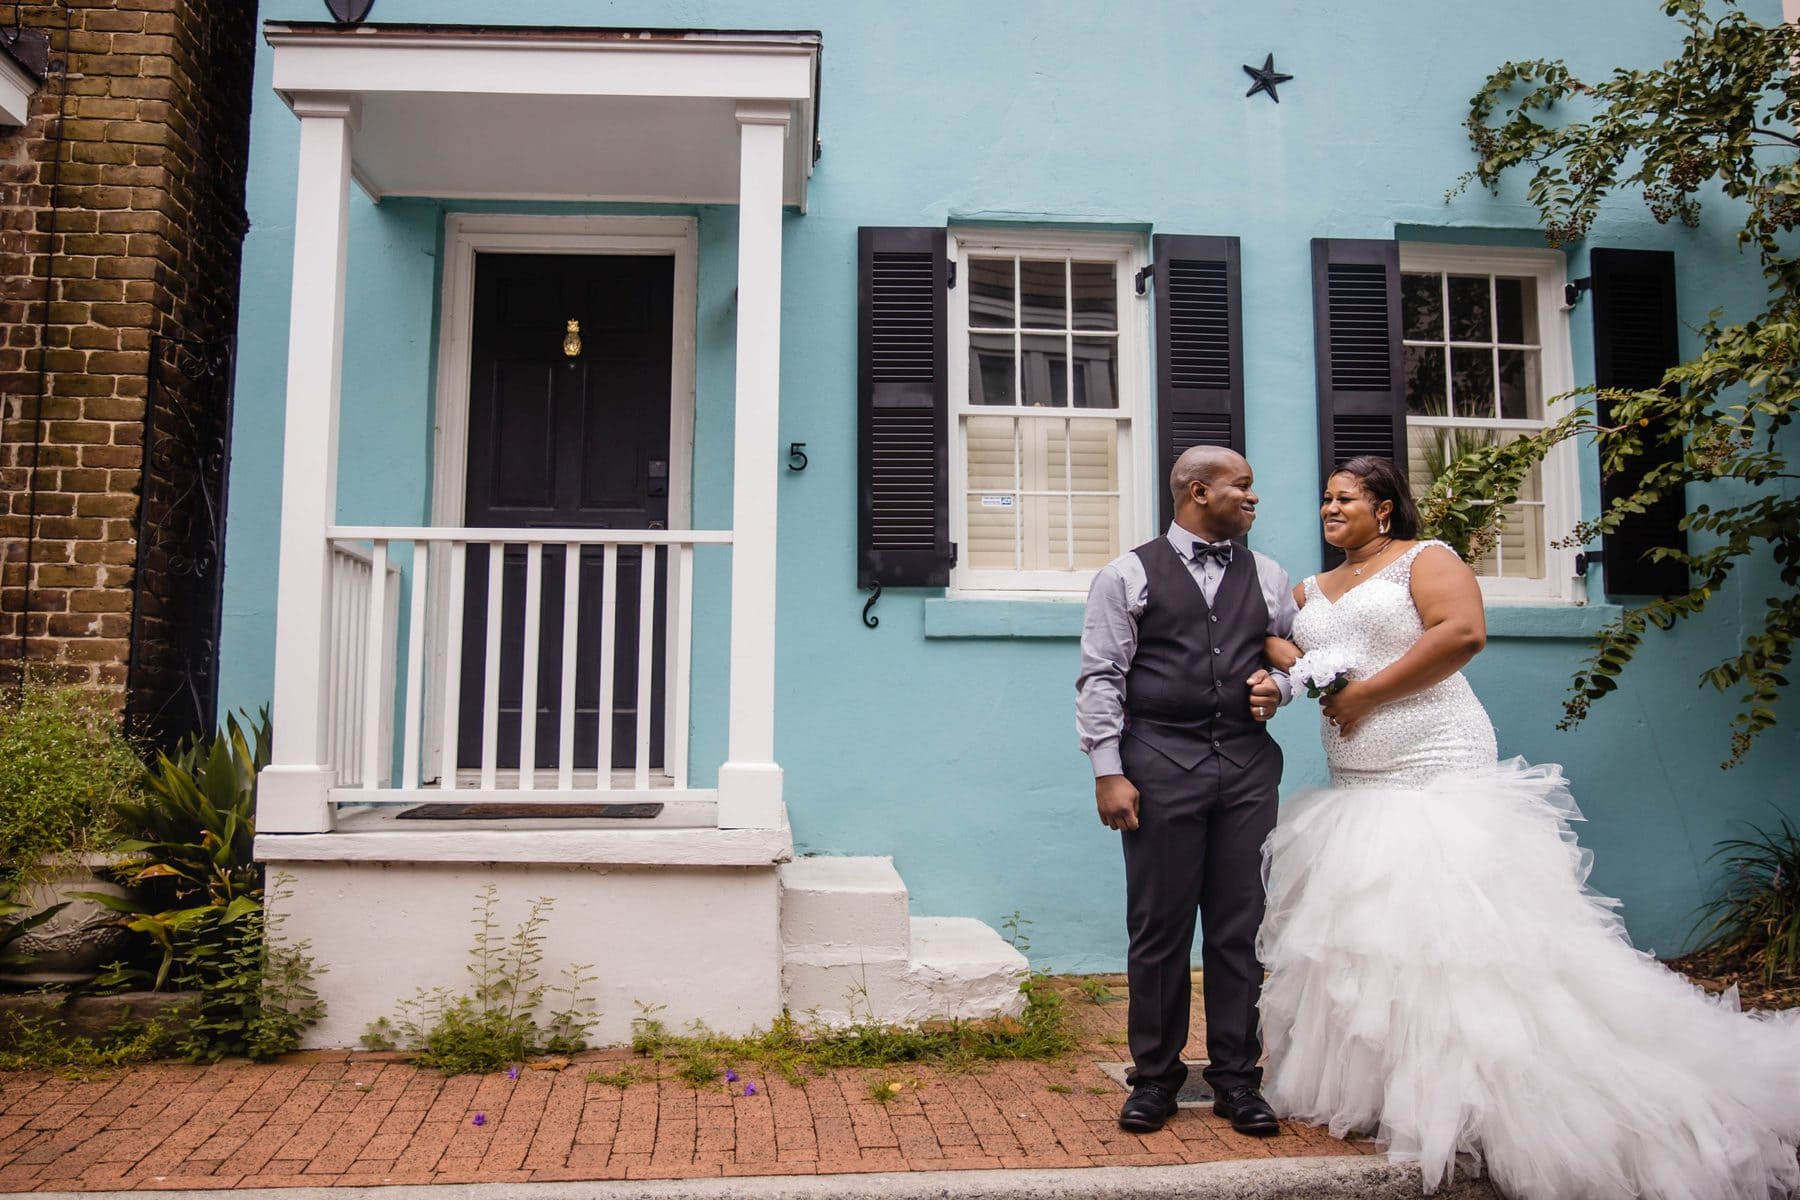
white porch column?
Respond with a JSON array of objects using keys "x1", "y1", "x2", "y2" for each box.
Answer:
[
  {"x1": 716, "y1": 101, "x2": 790, "y2": 831},
  {"x1": 257, "y1": 97, "x2": 357, "y2": 835}
]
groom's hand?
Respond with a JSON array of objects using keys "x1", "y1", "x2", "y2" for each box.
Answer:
[
  {"x1": 1095, "y1": 774, "x2": 1140, "y2": 832},
  {"x1": 1247, "y1": 669, "x2": 1281, "y2": 722}
]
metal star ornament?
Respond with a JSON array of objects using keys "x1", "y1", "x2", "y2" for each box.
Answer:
[{"x1": 1242, "y1": 54, "x2": 1293, "y2": 103}]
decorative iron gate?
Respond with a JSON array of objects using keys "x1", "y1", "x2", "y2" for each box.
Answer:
[{"x1": 125, "y1": 335, "x2": 236, "y2": 756}]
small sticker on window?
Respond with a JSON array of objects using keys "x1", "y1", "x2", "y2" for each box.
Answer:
[{"x1": 979, "y1": 495, "x2": 1016, "y2": 508}]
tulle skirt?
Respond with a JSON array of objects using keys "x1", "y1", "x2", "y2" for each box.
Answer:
[{"x1": 1258, "y1": 757, "x2": 1800, "y2": 1199}]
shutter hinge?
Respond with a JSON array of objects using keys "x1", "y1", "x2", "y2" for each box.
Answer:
[
  {"x1": 947, "y1": 542, "x2": 959, "y2": 567},
  {"x1": 1574, "y1": 548, "x2": 1604, "y2": 575},
  {"x1": 947, "y1": 259, "x2": 957, "y2": 289},
  {"x1": 1563, "y1": 276, "x2": 1593, "y2": 308},
  {"x1": 1133, "y1": 263, "x2": 1155, "y2": 296}
]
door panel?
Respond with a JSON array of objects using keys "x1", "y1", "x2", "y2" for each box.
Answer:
[{"x1": 457, "y1": 253, "x2": 674, "y2": 774}]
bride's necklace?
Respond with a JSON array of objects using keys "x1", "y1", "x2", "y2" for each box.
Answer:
[{"x1": 1345, "y1": 536, "x2": 1394, "y2": 577}]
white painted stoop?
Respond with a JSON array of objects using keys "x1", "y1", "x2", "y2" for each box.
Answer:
[{"x1": 779, "y1": 856, "x2": 1028, "y2": 1026}]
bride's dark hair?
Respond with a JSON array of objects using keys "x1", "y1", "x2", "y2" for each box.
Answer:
[{"x1": 1330, "y1": 456, "x2": 1422, "y2": 540}]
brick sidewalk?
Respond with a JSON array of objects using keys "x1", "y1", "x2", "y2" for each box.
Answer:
[{"x1": 0, "y1": 976, "x2": 1373, "y2": 1191}]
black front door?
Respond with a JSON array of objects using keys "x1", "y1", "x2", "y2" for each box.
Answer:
[{"x1": 458, "y1": 253, "x2": 674, "y2": 774}]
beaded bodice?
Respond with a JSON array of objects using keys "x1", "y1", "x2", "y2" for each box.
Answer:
[{"x1": 1291, "y1": 540, "x2": 1498, "y2": 789}]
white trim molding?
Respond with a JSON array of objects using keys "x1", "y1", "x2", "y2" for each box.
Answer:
[{"x1": 945, "y1": 228, "x2": 1153, "y2": 598}]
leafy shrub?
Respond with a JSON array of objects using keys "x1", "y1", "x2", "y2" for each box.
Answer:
[
  {"x1": 1696, "y1": 816, "x2": 1800, "y2": 984},
  {"x1": 86, "y1": 710, "x2": 323, "y2": 1060},
  {"x1": 0, "y1": 1011, "x2": 173, "y2": 1077},
  {"x1": 0, "y1": 682, "x2": 139, "y2": 879},
  {"x1": 362, "y1": 886, "x2": 598, "y2": 1075}
]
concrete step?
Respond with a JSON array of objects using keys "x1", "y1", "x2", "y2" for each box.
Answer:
[
  {"x1": 781, "y1": 915, "x2": 1028, "y2": 1027},
  {"x1": 778, "y1": 855, "x2": 910, "y2": 957}
]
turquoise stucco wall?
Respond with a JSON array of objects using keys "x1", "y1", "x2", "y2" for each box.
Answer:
[{"x1": 222, "y1": 0, "x2": 1799, "y2": 970}]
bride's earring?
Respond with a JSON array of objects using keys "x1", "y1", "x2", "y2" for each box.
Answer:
[{"x1": 1378, "y1": 516, "x2": 1390, "y2": 535}]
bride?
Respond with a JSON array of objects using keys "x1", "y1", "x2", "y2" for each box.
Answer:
[{"x1": 1259, "y1": 455, "x2": 1800, "y2": 1200}]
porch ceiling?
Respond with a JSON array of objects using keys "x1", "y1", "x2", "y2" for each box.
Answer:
[{"x1": 263, "y1": 22, "x2": 820, "y2": 207}]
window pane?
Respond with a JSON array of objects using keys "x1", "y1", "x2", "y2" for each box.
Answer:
[
  {"x1": 1071, "y1": 262, "x2": 1117, "y2": 330},
  {"x1": 1402, "y1": 272, "x2": 1443, "y2": 341},
  {"x1": 1047, "y1": 418, "x2": 1120, "y2": 493},
  {"x1": 1021, "y1": 334, "x2": 1067, "y2": 407},
  {"x1": 1408, "y1": 424, "x2": 1496, "y2": 491},
  {"x1": 1069, "y1": 495, "x2": 1121, "y2": 568},
  {"x1": 969, "y1": 332, "x2": 1016, "y2": 405},
  {"x1": 1495, "y1": 501, "x2": 1546, "y2": 579},
  {"x1": 1072, "y1": 336, "x2": 1118, "y2": 409},
  {"x1": 1449, "y1": 347, "x2": 1496, "y2": 418},
  {"x1": 1495, "y1": 276, "x2": 1536, "y2": 345},
  {"x1": 966, "y1": 494, "x2": 1018, "y2": 569},
  {"x1": 1019, "y1": 259, "x2": 1067, "y2": 330},
  {"x1": 1448, "y1": 275, "x2": 1492, "y2": 342},
  {"x1": 1497, "y1": 347, "x2": 1541, "y2": 420},
  {"x1": 968, "y1": 257, "x2": 1014, "y2": 328},
  {"x1": 1405, "y1": 345, "x2": 1447, "y2": 416},
  {"x1": 964, "y1": 415, "x2": 1016, "y2": 492},
  {"x1": 1025, "y1": 493, "x2": 1066, "y2": 570}
]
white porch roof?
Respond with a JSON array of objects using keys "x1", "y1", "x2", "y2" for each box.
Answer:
[{"x1": 263, "y1": 22, "x2": 820, "y2": 207}]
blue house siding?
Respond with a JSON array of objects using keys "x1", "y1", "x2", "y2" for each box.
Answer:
[{"x1": 223, "y1": 0, "x2": 1798, "y2": 970}]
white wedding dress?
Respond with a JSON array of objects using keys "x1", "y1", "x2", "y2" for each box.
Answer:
[{"x1": 1259, "y1": 540, "x2": 1800, "y2": 1200}]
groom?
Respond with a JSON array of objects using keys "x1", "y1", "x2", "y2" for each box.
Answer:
[{"x1": 1076, "y1": 445, "x2": 1295, "y2": 1136}]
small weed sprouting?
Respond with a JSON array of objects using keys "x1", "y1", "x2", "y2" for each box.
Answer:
[
  {"x1": 1076, "y1": 978, "x2": 1117, "y2": 1006},
  {"x1": 0, "y1": 1013, "x2": 173, "y2": 1078},
  {"x1": 868, "y1": 1078, "x2": 905, "y2": 1103},
  {"x1": 676, "y1": 1044, "x2": 723, "y2": 1086},
  {"x1": 1045, "y1": 1082, "x2": 1074, "y2": 1094},
  {"x1": 999, "y1": 910, "x2": 1033, "y2": 955},
  {"x1": 364, "y1": 886, "x2": 598, "y2": 1076},
  {"x1": 585, "y1": 1064, "x2": 641, "y2": 1088},
  {"x1": 629, "y1": 1001, "x2": 672, "y2": 1059},
  {"x1": 1086, "y1": 1085, "x2": 1112, "y2": 1095}
]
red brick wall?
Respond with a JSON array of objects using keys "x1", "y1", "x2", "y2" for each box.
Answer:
[{"x1": 0, "y1": 0, "x2": 256, "y2": 709}]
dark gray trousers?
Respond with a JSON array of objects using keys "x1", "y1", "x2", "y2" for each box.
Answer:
[{"x1": 1119, "y1": 735, "x2": 1281, "y2": 1095}]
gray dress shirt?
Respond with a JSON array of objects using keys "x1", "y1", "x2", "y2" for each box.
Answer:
[{"x1": 1076, "y1": 524, "x2": 1298, "y2": 778}]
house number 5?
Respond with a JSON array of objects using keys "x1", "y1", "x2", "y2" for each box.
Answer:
[{"x1": 788, "y1": 442, "x2": 809, "y2": 472}]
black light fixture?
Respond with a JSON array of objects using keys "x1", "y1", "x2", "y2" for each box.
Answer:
[{"x1": 325, "y1": 0, "x2": 376, "y2": 23}]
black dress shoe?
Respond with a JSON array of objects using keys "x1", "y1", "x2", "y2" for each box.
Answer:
[
  {"x1": 1118, "y1": 1082, "x2": 1180, "y2": 1132},
  {"x1": 1212, "y1": 1085, "x2": 1280, "y2": 1136}
]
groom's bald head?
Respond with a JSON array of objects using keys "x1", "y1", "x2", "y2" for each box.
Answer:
[{"x1": 1169, "y1": 445, "x2": 1250, "y2": 508}]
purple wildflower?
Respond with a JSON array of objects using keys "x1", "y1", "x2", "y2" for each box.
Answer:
[
  {"x1": 506, "y1": 1065, "x2": 520, "y2": 1080},
  {"x1": 743, "y1": 1083, "x2": 758, "y2": 1097},
  {"x1": 471, "y1": 1113, "x2": 487, "y2": 1126},
  {"x1": 724, "y1": 1068, "x2": 739, "y2": 1083}
]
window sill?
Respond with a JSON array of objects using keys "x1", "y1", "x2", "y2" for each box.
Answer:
[
  {"x1": 1482, "y1": 602, "x2": 1623, "y2": 639},
  {"x1": 923, "y1": 596, "x2": 1085, "y2": 639}
]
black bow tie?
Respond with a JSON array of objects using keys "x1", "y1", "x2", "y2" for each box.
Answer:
[{"x1": 1192, "y1": 541, "x2": 1233, "y2": 565}]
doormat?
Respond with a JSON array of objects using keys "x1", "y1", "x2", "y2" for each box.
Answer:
[
  {"x1": 396, "y1": 802, "x2": 665, "y2": 820},
  {"x1": 1095, "y1": 1061, "x2": 1214, "y2": 1106}
]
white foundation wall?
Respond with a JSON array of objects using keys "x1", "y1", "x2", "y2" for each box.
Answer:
[{"x1": 268, "y1": 860, "x2": 783, "y2": 1049}]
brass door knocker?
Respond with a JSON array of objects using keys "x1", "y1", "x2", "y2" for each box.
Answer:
[{"x1": 562, "y1": 319, "x2": 582, "y2": 359}]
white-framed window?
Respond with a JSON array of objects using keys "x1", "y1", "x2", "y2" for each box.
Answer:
[
  {"x1": 947, "y1": 230, "x2": 1152, "y2": 594},
  {"x1": 1399, "y1": 245, "x2": 1584, "y2": 603}
]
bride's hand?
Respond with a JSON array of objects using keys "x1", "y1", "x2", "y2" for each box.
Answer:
[
  {"x1": 1264, "y1": 636, "x2": 1301, "y2": 673},
  {"x1": 1321, "y1": 681, "x2": 1379, "y2": 736}
]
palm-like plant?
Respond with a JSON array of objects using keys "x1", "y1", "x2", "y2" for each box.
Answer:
[
  {"x1": 80, "y1": 710, "x2": 269, "y2": 989},
  {"x1": 1695, "y1": 817, "x2": 1800, "y2": 986}
]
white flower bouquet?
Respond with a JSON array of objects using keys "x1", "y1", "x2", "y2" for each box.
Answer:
[{"x1": 1290, "y1": 647, "x2": 1355, "y2": 699}]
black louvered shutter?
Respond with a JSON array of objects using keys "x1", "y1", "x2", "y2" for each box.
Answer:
[
  {"x1": 1311, "y1": 238, "x2": 1406, "y2": 564},
  {"x1": 1589, "y1": 248, "x2": 1688, "y2": 597},
  {"x1": 1152, "y1": 235, "x2": 1243, "y2": 529},
  {"x1": 858, "y1": 227, "x2": 953, "y2": 588}
]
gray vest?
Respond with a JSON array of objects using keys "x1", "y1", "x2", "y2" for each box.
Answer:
[{"x1": 1124, "y1": 536, "x2": 1273, "y2": 770}]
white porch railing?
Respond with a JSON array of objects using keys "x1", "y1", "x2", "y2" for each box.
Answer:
[
  {"x1": 326, "y1": 542, "x2": 400, "y2": 789},
  {"x1": 323, "y1": 527, "x2": 730, "y2": 806}
]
